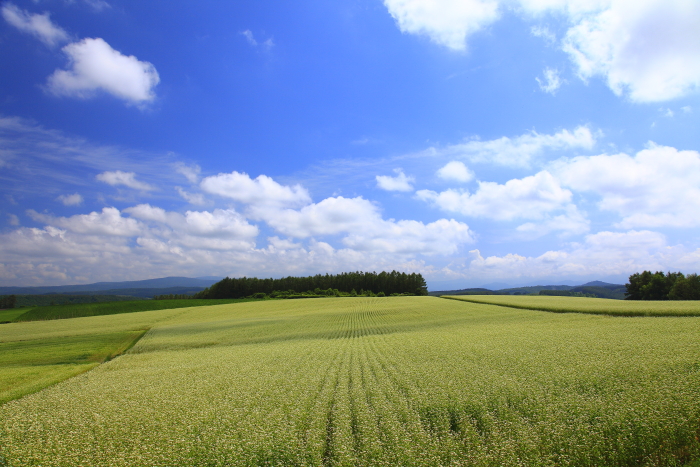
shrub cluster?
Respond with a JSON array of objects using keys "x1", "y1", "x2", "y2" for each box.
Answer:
[{"x1": 625, "y1": 271, "x2": 700, "y2": 300}]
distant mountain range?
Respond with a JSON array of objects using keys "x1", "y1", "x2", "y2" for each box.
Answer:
[
  {"x1": 0, "y1": 276, "x2": 222, "y2": 297},
  {"x1": 429, "y1": 281, "x2": 627, "y2": 299}
]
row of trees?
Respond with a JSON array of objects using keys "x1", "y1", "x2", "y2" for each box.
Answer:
[
  {"x1": 195, "y1": 271, "x2": 428, "y2": 299},
  {"x1": 154, "y1": 294, "x2": 195, "y2": 300},
  {"x1": 0, "y1": 295, "x2": 17, "y2": 309},
  {"x1": 625, "y1": 271, "x2": 700, "y2": 300}
]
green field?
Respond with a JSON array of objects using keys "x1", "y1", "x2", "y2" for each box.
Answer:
[
  {"x1": 443, "y1": 294, "x2": 700, "y2": 316},
  {"x1": 1, "y1": 297, "x2": 699, "y2": 466},
  {"x1": 11, "y1": 298, "x2": 250, "y2": 322}
]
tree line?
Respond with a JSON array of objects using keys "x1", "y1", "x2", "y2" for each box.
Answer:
[
  {"x1": 625, "y1": 271, "x2": 700, "y2": 300},
  {"x1": 194, "y1": 271, "x2": 428, "y2": 299},
  {"x1": 0, "y1": 295, "x2": 17, "y2": 309}
]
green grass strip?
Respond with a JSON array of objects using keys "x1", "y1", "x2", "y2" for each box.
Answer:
[
  {"x1": 0, "y1": 328, "x2": 150, "y2": 405},
  {"x1": 12, "y1": 299, "x2": 252, "y2": 322},
  {"x1": 441, "y1": 294, "x2": 700, "y2": 317}
]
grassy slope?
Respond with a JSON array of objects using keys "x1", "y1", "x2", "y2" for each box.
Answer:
[
  {"x1": 1, "y1": 297, "x2": 699, "y2": 466},
  {"x1": 12, "y1": 298, "x2": 250, "y2": 322},
  {"x1": 0, "y1": 308, "x2": 28, "y2": 323},
  {"x1": 442, "y1": 294, "x2": 700, "y2": 316},
  {"x1": 0, "y1": 304, "x2": 218, "y2": 405}
]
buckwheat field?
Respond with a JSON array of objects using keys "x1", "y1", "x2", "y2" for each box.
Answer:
[{"x1": 1, "y1": 296, "x2": 699, "y2": 466}]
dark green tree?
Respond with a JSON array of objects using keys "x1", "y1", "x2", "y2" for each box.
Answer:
[{"x1": 668, "y1": 274, "x2": 700, "y2": 300}]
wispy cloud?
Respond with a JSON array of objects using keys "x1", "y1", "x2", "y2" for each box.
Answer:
[{"x1": 1, "y1": 3, "x2": 69, "y2": 47}]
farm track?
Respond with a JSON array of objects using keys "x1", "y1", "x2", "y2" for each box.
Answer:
[{"x1": 1, "y1": 297, "x2": 700, "y2": 466}]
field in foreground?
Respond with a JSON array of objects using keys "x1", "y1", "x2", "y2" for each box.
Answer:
[
  {"x1": 442, "y1": 295, "x2": 700, "y2": 317},
  {"x1": 1, "y1": 297, "x2": 700, "y2": 466}
]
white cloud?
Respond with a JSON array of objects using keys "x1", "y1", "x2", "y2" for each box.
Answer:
[
  {"x1": 682, "y1": 106, "x2": 692, "y2": 114},
  {"x1": 27, "y1": 207, "x2": 142, "y2": 237},
  {"x1": 383, "y1": 0, "x2": 500, "y2": 51},
  {"x1": 175, "y1": 162, "x2": 201, "y2": 184},
  {"x1": 7, "y1": 214, "x2": 19, "y2": 226},
  {"x1": 376, "y1": 169, "x2": 415, "y2": 192},
  {"x1": 96, "y1": 170, "x2": 154, "y2": 191},
  {"x1": 125, "y1": 204, "x2": 258, "y2": 251},
  {"x1": 240, "y1": 30, "x2": 274, "y2": 50},
  {"x1": 436, "y1": 161, "x2": 474, "y2": 183},
  {"x1": 1, "y1": 3, "x2": 69, "y2": 47},
  {"x1": 515, "y1": 205, "x2": 589, "y2": 238},
  {"x1": 384, "y1": 0, "x2": 700, "y2": 102},
  {"x1": 249, "y1": 195, "x2": 474, "y2": 255},
  {"x1": 343, "y1": 218, "x2": 474, "y2": 255},
  {"x1": 536, "y1": 67, "x2": 563, "y2": 94},
  {"x1": 56, "y1": 193, "x2": 83, "y2": 206},
  {"x1": 552, "y1": 143, "x2": 700, "y2": 228},
  {"x1": 82, "y1": 0, "x2": 111, "y2": 12},
  {"x1": 431, "y1": 126, "x2": 596, "y2": 167},
  {"x1": 253, "y1": 196, "x2": 379, "y2": 238},
  {"x1": 457, "y1": 229, "x2": 692, "y2": 282},
  {"x1": 47, "y1": 38, "x2": 160, "y2": 104},
  {"x1": 560, "y1": 0, "x2": 700, "y2": 102},
  {"x1": 175, "y1": 187, "x2": 206, "y2": 205},
  {"x1": 200, "y1": 171, "x2": 311, "y2": 208},
  {"x1": 530, "y1": 25, "x2": 556, "y2": 44},
  {"x1": 416, "y1": 170, "x2": 573, "y2": 220}
]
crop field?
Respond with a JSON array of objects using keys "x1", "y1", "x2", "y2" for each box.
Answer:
[
  {"x1": 1, "y1": 297, "x2": 700, "y2": 466},
  {"x1": 443, "y1": 295, "x2": 700, "y2": 317}
]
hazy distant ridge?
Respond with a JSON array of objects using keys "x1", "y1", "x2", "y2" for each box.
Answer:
[{"x1": 0, "y1": 277, "x2": 222, "y2": 295}]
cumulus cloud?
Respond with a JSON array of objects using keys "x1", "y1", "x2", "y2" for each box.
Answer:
[
  {"x1": 249, "y1": 195, "x2": 474, "y2": 255},
  {"x1": 436, "y1": 161, "x2": 473, "y2": 183},
  {"x1": 96, "y1": 170, "x2": 154, "y2": 191},
  {"x1": 1, "y1": 3, "x2": 69, "y2": 47},
  {"x1": 515, "y1": 205, "x2": 589, "y2": 238},
  {"x1": 429, "y1": 126, "x2": 596, "y2": 168},
  {"x1": 200, "y1": 171, "x2": 311, "y2": 208},
  {"x1": 552, "y1": 143, "x2": 700, "y2": 228},
  {"x1": 47, "y1": 37, "x2": 160, "y2": 104},
  {"x1": 557, "y1": 0, "x2": 700, "y2": 102},
  {"x1": 27, "y1": 207, "x2": 142, "y2": 236},
  {"x1": 383, "y1": 0, "x2": 500, "y2": 51},
  {"x1": 536, "y1": 67, "x2": 563, "y2": 94},
  {"x1": 458, "y1": 229, "x2": 691, "y2": 282},
  {"x1": 124, "y1": 204, "x2": 258, "y2": 251},
  {"x1": 376, "y1": 169, "x2": 415, "y2": 192},
  {"x1": 417, "y1": 171, "x2": 573, "y2": 221},
  {"x1": 56, "y1": 193, "x2": 83, "y2": 206},
  {"x1": 384, "y1": 0, "x2": 699, "y2": 102}
]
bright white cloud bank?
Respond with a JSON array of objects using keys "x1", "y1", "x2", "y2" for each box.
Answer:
[
  {"x1": 417, "y1": 171, "x2": 572, "y2": 220},
  {"x1": 455, "y1": 230, "x2": 700, "y2": 282},
  {"x1": 1, "y1": 3, "x2": 69, "y2": 47},
  {"x1": 384, "y1": 0, "x2": 700, "y2": 102},
  {"x1": 47, "y1": 38, "x2": 160, "y2": 104},
  {"x1": 553, "y1": 144, "x2": 700, "y2": 228}
]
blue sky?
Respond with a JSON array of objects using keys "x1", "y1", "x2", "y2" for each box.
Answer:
[{"x1": 1, "y1": 0, "x2": 699, "y2": 289}]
